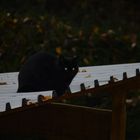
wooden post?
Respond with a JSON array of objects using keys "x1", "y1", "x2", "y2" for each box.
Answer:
[
  {"x1": 111, "y1": 91, "x2": 126, "y2": 140},
  {"x1": 5, "y1": 102, "x2": 11, "y2": 111}
]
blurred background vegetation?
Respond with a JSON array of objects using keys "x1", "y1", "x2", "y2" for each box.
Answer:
[
  {"x1": 0, "y1": 0, "x2": 140, "y2": 139},
  {"x1": 0, "y1": 0, "x2": 140, "y2": 72}
]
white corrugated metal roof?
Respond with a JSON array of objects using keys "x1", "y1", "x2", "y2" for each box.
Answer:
[{"x1": 0, "y1": 62, "x2": 140, "y2": 112}]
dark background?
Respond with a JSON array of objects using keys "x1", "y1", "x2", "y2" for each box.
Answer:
[{"x1": 0, "y1": 0, "x2": 140, "y2": 72}]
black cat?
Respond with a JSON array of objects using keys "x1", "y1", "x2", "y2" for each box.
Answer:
[{"x1": 17, "y1": 51, "x2": 79, "y2": 97}]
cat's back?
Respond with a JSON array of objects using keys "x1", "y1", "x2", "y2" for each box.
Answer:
[
  {"x1": 19, "y1": 51, "x2": 59, "y2": 78},
  {"x1": 27, "y1": 51, "x2": 57, "y2": 65},
  {"x1": 25, "y1": 51, "x2": 57, "y2": 68}
]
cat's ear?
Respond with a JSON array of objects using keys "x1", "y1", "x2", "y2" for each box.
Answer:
[
  {"x1": 73, "y1": 56, "x2": 79, "y2": 62},
  {"x1": 59, "y1": 55, "x2": 65, "y2": 64}
]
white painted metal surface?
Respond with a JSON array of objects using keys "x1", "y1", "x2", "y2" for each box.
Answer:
[{"x1": 0, "y1": 63, "x2": 140, "y2": 112}]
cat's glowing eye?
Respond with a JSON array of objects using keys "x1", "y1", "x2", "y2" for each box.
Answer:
[
  {"x1": 72, "y1": 68, "x2": 75, "y2": 71},
  {"x1": 64, "y1": 67, "x2": 68, "y2": 71}
]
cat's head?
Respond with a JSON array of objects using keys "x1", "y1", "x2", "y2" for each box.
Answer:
[{"x1": 59, "y1": 55, "x2": 79, "y2": 77}]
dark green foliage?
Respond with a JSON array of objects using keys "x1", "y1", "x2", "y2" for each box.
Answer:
[
  {"x1": 0, "y1": 10, "x2": 140, "y2": 72},
  {"x1": 0, "y1": 0, "x2": 140, "y2": 72}
]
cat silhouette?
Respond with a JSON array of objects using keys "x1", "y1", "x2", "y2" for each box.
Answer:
[{"x1": 17, "y1": 51, "x2": 79, "y2": 97}]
